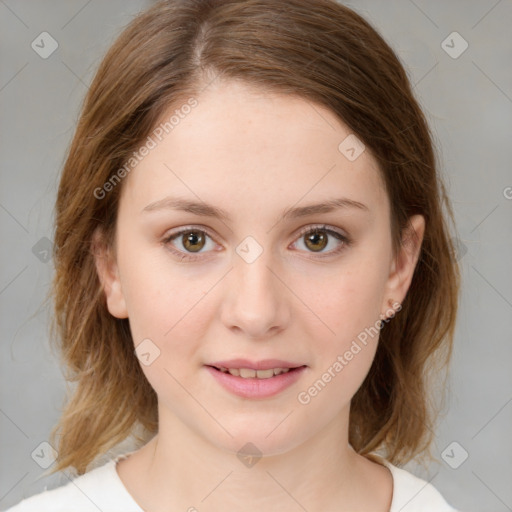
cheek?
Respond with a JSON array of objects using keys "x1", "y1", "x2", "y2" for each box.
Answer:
[
  {"x1": 118, "y1": 247, "x2": 216, "y2": 359},
  {"x1": 309, "y1": 261, "x2": 387, "y2": 342},
  {"x1": 296, "y1": 280, "x2": 382, "y2": 412},
  {"x1": 119, "y1": 261, "x2": 217, "y2": 408},
  {"x1": 298, "y1": 256, "x2": 388, "y2": 395}
]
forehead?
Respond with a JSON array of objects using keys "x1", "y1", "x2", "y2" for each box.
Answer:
[{"x1": 120, "y1": 80, "x2": 387, "y2": 219}]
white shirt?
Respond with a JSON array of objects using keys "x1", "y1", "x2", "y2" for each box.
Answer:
[{"x1": 3, "y1": 452, "x2": 459, "y2": 511}]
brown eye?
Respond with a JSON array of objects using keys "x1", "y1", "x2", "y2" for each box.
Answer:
[
  {"x1": 292, "y1": 225, "x2": 349, "y2": 257},
  {"x1": 304, "y1": 229, "x2": 328, "y2": 252},
  {"x1": 163, "y1": 227, "x2": 219, "y2": 261},
  {"x1": 182, "y1": 230, "x2": 206, "y2": 252}
]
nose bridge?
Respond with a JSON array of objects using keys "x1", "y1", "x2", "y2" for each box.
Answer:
[
  {"x1": 220, "y1": 242, "x2": 289, "y2": 337},
  {"x1": 236, "y1": 251, "x2": 276, "y2": 298},
  {"x1": 234, "y1": 233, "x2": 278, "y2": 293}
]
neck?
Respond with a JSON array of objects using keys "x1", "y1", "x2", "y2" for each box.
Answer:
[{"x1": 118, "y1": 404, "x2": 392, "y2": 511}]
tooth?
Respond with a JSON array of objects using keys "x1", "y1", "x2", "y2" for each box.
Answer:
[
  {"x1": 239, "y1": 368, "x2": 257, "y2": 378},
  {"x1": 256, "y1": 369, "x2": 274, "y2": 379},
  {"x1": 220, "y1": 367, "x2": 295, "y2": 378}
]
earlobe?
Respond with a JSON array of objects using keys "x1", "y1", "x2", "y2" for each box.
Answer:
[
  {"x1": 91, "y1": 228, "x2": 129, "y2": 319},
  {"x1": 382, "y1": 214, "x2": 425, "y2": 311}
]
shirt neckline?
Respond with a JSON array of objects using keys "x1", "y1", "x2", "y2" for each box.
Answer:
[
  {"x1": 366, "y1": 453, "x2": 397, "y2": 511},
  {"x1": 107, "y1": 450, "x2": 397, "y2": 512},
  {"x1": 108, "y1": 451, "x2": 145, "y2": 511}
]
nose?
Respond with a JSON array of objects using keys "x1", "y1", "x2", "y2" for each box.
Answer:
[{"x1": 219, "y1": 250, "x2": 291, "y2": 339}]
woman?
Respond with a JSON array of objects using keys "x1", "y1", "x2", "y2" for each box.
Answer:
[{"x1": 5, "y1": 0, "x2": 461, "y2": 510}]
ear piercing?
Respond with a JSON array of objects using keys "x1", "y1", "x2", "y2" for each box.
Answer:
[
  {"x1": 381, "y1": 298, "x2": 401, "y2": 322},
  {"x1": 387, "y1": 298, "x2": 401, "y2": 308}
]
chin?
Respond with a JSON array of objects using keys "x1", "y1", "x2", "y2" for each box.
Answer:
[{"x1": 200, "y1": 416, "x2": 310, "y2": 460}]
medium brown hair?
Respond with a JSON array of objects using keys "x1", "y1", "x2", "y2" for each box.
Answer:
[{"x1": 49, "y1": 0, "x2": 460, "y2": 475}]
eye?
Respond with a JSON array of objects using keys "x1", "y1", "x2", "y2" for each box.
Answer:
[
  {"x1": 163, "y1": 227, "x2": 218, "y2": 261},
  {"x1": 162, "y1": 224, "x2": 350, "y2": 262},
  {"x1": 291, "y1": 224, "x2": 350, "y2": 257}
]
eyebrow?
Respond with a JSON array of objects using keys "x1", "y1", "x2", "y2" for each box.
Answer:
[{"x1": 142, "y1": 196, "x2": 369, "y2": 221}]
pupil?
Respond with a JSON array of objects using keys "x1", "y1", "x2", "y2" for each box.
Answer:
[
  {"x1": 306, "y1": 230, "x2": 327, "y2": 251},
  {"x1": 183, "y1": 231, "x2": 205, "y2": 252}
]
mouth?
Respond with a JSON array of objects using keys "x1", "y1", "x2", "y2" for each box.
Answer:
[
  {"x1": 207, "y1": 365, "x2": 306, "y2": 379},
  {"x1": 205, "y1": 361, "x2": 308, "y2": 399}
]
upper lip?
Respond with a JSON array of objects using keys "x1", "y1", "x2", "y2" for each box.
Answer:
[{"x1": 208, "y1": 359, "x2": 306, "y2": 370}]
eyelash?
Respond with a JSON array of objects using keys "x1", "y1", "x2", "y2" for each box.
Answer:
[{"x1": 162, "y1": 224, "x2": 351, "y2": 262}]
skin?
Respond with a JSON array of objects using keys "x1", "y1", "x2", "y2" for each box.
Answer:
[{"x1": 94, "y1": 79, "x2": 424, "y2": 512}]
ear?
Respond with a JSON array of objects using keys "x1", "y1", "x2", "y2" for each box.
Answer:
[
  {"x1": 381, "y1": 214, "x2": 425, "y2": 315},
  {"x1": 91, "y1": 227, "x2": 128, "y2": 319}
]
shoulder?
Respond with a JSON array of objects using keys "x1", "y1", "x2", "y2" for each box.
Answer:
[
  {"x1": 383, "y1": 460, "x2": 459, "y2": 512},
  {"x1": 2, "y1": 457, "x2": 142, "y2": 512}
]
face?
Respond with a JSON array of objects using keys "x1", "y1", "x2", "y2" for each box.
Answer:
[{"x1": 94, "y1": 79, "x2": 424, "y2": 456}]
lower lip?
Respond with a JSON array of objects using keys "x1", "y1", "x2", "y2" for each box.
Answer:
[{"x1": 205, "y1": 366, "x2": 307, "y2": 399}]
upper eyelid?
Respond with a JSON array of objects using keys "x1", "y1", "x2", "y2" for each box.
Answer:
[
  {"x1": 295, "y1": 224, "x2": 346, "y2": 237},
  {"x1": 163, "y1": 225, "x2": 219, "y2": 243}
]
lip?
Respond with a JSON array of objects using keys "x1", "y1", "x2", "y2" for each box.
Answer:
[
  {"x1": 205, "y1": 363, "x2": 307, "y2": 399},
  {"x1": 208, "y1": 359, "x2": 304, "y2": 370}
]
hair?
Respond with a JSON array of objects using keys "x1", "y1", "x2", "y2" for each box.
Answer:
[{"x1": 48, "y1": 0, "x2": 460, "y2": 476}]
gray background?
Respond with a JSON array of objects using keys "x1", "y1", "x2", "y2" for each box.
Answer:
[{"x1": 1, "y1": 1, "x2": 511, "y2": 511}]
